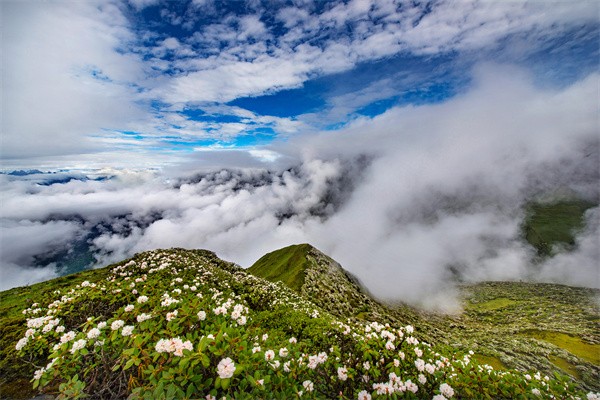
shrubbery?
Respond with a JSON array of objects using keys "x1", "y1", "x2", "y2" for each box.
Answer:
[{"x1": 14, "y1": 249, "x2": 599, "y2": 399}]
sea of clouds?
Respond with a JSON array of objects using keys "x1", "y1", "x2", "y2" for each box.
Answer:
[{"x1": 1, "y1": 65, "x2": 598, "y2": 311}]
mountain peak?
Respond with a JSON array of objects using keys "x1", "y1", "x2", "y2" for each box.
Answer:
[{"x1": 249, "y1": 243, "x2": 377, "y2": 319}]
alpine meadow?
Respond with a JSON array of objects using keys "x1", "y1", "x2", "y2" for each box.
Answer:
[{"x1": 1, "y1": 1, "x2": 599, "y2": 399}]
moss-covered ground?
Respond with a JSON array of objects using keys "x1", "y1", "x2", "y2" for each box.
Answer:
[{"x1": 444, "y1": 281, "x2": 600, "y2": 391}]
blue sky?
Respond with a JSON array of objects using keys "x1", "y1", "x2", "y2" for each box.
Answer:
[{"x1": 2, "y1": 0, "x2": 598, "y2": 169}]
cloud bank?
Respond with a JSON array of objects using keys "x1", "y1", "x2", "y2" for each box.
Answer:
[{"x1": 1, "y1": 66, "x2": 598, "y2": 311}]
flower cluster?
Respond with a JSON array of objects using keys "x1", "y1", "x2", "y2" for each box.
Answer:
[{"x1": 155, "y1": 337, "x2": 193, "y2": 356}]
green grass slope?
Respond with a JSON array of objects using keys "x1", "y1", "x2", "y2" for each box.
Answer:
[
  {"x1": 522, "y1": 200, "x2": 596, "y2": 257},
  {"x1": 247, "y1": 243, "x2": 313, "y2": 292}
]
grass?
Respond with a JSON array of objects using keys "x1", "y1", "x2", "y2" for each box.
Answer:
[
  {"x1": 470, "y1": 297, "x2": 516, "y2": 311},
  {"x1": 522, "y1": 200, "x2": 596, "y2": 257},
  {"x1": 549, "y1": 355, "x2": 582, "y2": 379},
  {"x1": 521, "y1": 330, "x2": 600, "y2": 365},
  {"x1": 472, "y1": 354, "x2": 507, "y2": 371},
  {"x1": 247, "y1": 243, "x2": 313, "y2": 293}
]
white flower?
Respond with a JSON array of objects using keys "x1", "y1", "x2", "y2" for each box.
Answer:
[
  {"x1": 97, "y1": 321, "x2": 107, "y2": 329},
  {"x1": 432, "y1": 396, "x2": 447, "y2": 400},
  {"x1": 252, "y1": 346, "x2": 261, "y2": 354},
  {"x1": 532, "y1": 388, "x2": 541, "y2": 396},
  {"x1": 357, "y1": 390, "x2": 371, "y2": 400},
  {"x1": 385, "y1": 341, "x2": 395, "y2": 350},
  {"x1": 111, "y1": 320, "x2": 125, "y2": 330},
  {"x1": 122, "y1": 325, "x2": 134, "y2": 337},
  {"x1": 405, "y1": 325, "x2": 414, "y2": 333},
  {"x1": 302, "y1": 380, "x2": 314, "y2": 392},
  {"x1": 363, "y1": 361, "x2": 370, "y2": 370},
  {"x1": 265, "y1": 350, "x2": 275, "y2": 361},
  {"x1": 279, "y1": 348, "x2": 288, "y2": 357},
  {"x1": 137, "y1": 296, "x2": 148, "y2": 304},
  {"x1": 419, "y1": 374, "x2": 427, "y2": 384},
  {"x1": 440, "y1": 383, "x2": 454, "y2": 398},
  {"x1": 33, "y1": 368, "x2": 45, "y2": 380},
  {"x1": 87, "y1": 328, "x2": 101, "y2": 339},
  {"x1": 415, "y1": 359, "x2": 425, "y2": 372},
  {"x1": 137, "y1": 313, "x2": 152, "y2": 323},
  {"x1": 262, "y1": 334, "x2": 268, "y2": 341},
  {"x1": 414, "y1": 347, "x2": 423, "y2": 357},
  {"x1": 197, "y1": 311, "x2": 206, "y2": 321},
  {"x1": 237, "y1": 316, "x2": 247, "y2": 326},
  {"x1": 217, "y1": 357, "x2": 236, "y2": 379},
  {"x1": 337, "y1": 366, "x2": 348, "y2": 381},
  {"x1": 283, "y1": 361, "x2": 291, "y2": 372},
  {"x1": 60, "y1": 331, "x2": 76, "y2": 343},
  {"x1": 124, "y1": 304, "x2": 135, "y2": 312},
  {"x1": 70, "y1": 339, "x2": 87, "y2": 354},
  {"x1": 166, "y1": 310, "x2": 178, "y2": 321},
  {"x1": 406, "y1": 380, "x2": 418, "y2": 393},
  {"x1": 270, "y1": 360, "x2": 281, "y2": 369},
  {"x1": 15, "y1": 337, "x2": 28, "y2": 351},
  {"x1": 289, "y1": 337, "x2": 297, "y2": 344}
]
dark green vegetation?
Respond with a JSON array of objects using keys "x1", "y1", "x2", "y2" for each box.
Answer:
[
  {"x1": 522, "y1": 200, "x2": 596, "y2": 257},
  {"x1": 1, "y1": 244, "x2": 598, "y2": 399}
]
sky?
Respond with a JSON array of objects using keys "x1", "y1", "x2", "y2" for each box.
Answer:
[{"x1": 1, "y1": 0, "x2": 599, "y2": 309}]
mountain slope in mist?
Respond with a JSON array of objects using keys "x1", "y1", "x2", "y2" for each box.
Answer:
[{"x1": 249, "y1": 244, "x2": 600, "y2": 392}]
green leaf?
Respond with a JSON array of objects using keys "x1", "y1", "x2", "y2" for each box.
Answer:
[
  {"x1": 186, "y1": 383, "x2": 196, "y2": 398},
  {"x1": 124, "y1": 359, "x2": 135, "y2": 371},
  {"x1": 221, "y1": 378, "x2": 230, "y2": 390}
]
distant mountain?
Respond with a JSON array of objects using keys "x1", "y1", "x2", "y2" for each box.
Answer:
[{"x1": 4, "y1": 169, "x2": 44, "y2": 176}]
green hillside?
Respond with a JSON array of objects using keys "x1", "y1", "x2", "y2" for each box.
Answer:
[
  {"x1": 523, "y1": 200, "x2": 596, "y2": 257},
  {"x1": 1, "y1": 247, "x2": 599, "y2": 399},
  {"x1": 248, "y1": 244, "x2": 600, "y2": 392},
  {"x1": 248, "y1": 243, "x2": 313, "y2": 292}
]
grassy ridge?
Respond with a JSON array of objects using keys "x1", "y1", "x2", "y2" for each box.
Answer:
[
  {"x1": 249, "y1": 244, "x2": 600, "y2": 391},
  {"x1": 247, "y1": 243, "x2": 312, "y2": 292}
]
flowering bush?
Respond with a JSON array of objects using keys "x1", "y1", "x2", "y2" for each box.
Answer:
[{"x1": 13, "y1": 249, "x2": 598, "y2": 399}]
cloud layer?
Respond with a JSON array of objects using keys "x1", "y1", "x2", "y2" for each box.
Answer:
[{"x1": 1, "y1": 66, "x2": 598, "y2": 310}]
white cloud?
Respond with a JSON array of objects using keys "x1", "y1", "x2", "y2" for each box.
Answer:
[
  {"x1": 2, "y1": 1, "x2": 148, "y2": 160},
  {"x1": 1, "y1": 66, "x2": 597, "y2": 311}
]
